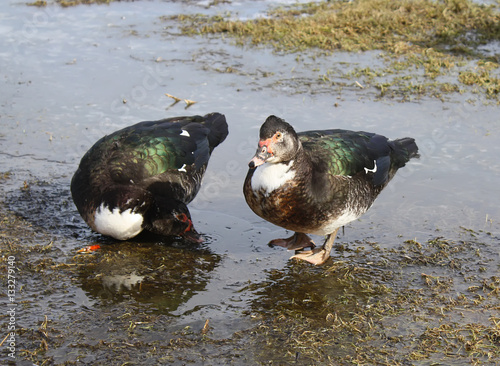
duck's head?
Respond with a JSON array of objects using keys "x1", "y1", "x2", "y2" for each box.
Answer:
[
  {"x1": 149, "y1": 199, "x2": 202, "y2": 243},
  {"x1": 172, "y1": 210, "x2": 203, "y2": 243},
  {"x1": 248, "y1": 115, "x2": 300, "y2": 168}
]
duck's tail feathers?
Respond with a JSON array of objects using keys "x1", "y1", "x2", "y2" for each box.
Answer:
[
  {"x1": 395, "y1": 137, "x2": 419, "y2": 159},
  {"x1": 391, "y1": 137, "x2": 419, "y2": 170},
  {"x1": 203, "y1": 112, "x2": 229, "y2": 150}
]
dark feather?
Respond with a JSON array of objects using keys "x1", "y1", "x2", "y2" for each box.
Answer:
[
  {"x1": 71, "y1": 112, "x2": 228, "y2": 239},
  {"x1": 301, "y1": 130, "x2": 418, "y2": 187}
]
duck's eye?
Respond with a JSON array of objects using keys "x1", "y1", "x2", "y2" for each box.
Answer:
[
  {"x1": 176, "y1": 213, "x2": 188, "y2": 222},
  {"x1": 275, "y1": 132, "x2": 283, "y2": 141}
]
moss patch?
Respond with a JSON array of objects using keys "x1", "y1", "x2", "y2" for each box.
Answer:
[
  {"x1": 170, "y1": 0, "x2": 500, "y2": 101},
  {"x1": 238, "y1": 233, "x2": 500, "y2": 365},
  {"x1": 184, "y1": 0, "x2": 500, "y2": 54}
]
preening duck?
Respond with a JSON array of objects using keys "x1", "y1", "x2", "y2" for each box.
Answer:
[
  {"x1": 244, "y1": 115, "x2": 419, "y2": 265},
  {"x1": 71, "y1": 112, "x2": 228, "y2": 241}
]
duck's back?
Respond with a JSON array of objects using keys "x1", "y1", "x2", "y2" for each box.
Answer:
[
  {"x1": 300, "y1": 129, "x2": 417, "y2": 188},
  {"x1": 71, "y1": 113, "x2": 228, "y2": 221}
]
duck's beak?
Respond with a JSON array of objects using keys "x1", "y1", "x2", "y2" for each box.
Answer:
[
  {"x1": 248, "y1": 141, "x2": 273, "y2": 168},
  {"x1": 176, "y1": 213, "x2": 203, "y2": 243},
  {"x1": 183, "y1": 220, "x2": 204, "y2": 243},
  {"x1": 183, "y1": 228, "x2": 203, "y2": 243}
]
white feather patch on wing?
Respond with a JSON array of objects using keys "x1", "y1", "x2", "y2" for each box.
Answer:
[
  {"x1": 364, "y1": 160, "x2": 377, "y2": 174},
  {"x1": 180, "y1": 130, "x2": 190, "y2": 137}
]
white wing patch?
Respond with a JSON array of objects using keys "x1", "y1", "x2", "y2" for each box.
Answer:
[
  {"x1": 180, "y1": 130, "x2": 190, "y2": 137},
  {"x1": 364, "y1": 160, "x2": 377, "y2": 174},
  {"x1": 251, "y1": 160, "x2": 296, "y2": 196},
  {"x1": 94, "y1": 204, "x2": 144, "y2": 240},
  {"x1": 178, "y1": 163, "x2": 187, "y2": 173}
]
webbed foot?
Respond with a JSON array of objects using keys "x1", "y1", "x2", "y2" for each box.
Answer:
[
  {"x1": 268, "y1": 232, "x2": 316, "y2": 250},
  {"x1": 291, "y1": 248, "x2": 330, "y2": 265},
  {"x1": 290, "y1": 228, "x2": 340, "y2": 266}
]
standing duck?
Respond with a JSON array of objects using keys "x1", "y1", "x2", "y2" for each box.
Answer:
[
  {"x1": 244, "y1": 115, "x2": 419, "y2": 265},
  {"x1": 71, "y1": 112, "x2": 228, "y2": 241}
]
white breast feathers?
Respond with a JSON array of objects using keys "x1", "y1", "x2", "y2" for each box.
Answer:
[{"x1": 251, "y1": 160, "x2": 295, "y2": 196}]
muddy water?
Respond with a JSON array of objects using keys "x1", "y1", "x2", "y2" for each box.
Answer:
[{"x1": 1, "y1": 1, "x2": 499, "y2": 365}]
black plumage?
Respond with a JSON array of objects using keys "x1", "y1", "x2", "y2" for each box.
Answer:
[
  {"x1": 244, "y1": 115, "x2": 418, "y2": 265},
  {"x1": 71, "y1": 112, "x2": 228, "y2": 241}
]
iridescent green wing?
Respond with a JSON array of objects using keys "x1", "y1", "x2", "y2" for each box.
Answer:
[
  {"x1": 298, "y1": 130, "x2": 376, "y2": 176},
  {"x1": 301, "y1": 128, "x2": 420, "y2": 192},
  {"x1": 104, "y1": 118, "x2": 210, "y2": 185}
]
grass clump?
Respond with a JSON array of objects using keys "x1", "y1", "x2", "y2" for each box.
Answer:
[
  {"x1": 182, "y1": 0, "x2": 500, "y2": 55},
  {"x1": 459, "y1": 62, "x2": 500, "y2": 96},
  {"x1": 173, "y1": 0, "x2": 500, "y2": 100},
  {"x1": 240, "y1": 235, "x2": 500, "y2": 365}
]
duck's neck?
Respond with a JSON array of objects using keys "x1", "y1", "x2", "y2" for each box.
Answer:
[{"x1": 288, "y1": 143, "x2": 312, "y2": 176}]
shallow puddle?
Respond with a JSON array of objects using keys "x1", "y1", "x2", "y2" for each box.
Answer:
[{"x1": 1, "y1": 0, "x2": 499, "y2": 365}]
